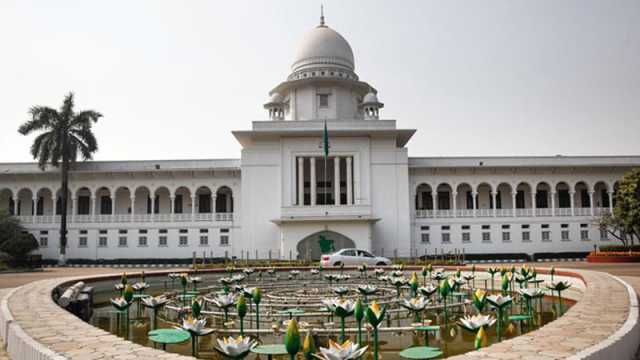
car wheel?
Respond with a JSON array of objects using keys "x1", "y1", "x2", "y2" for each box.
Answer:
[{"x1": 334, "y1": 261, "x2": 343, "y2": 267}]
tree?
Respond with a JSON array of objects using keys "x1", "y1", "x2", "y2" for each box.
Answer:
[
  {"x1": 0, "y1": 211, "x2": 24, "y2": 246},
  {"x1": 597, "y1": 168, "x2": 640, "y2": 248},
  {"x1": 0, "y1": 233, "x2": 39, "y2": 267},
  {"x1": 614, "y1": 168, "x2": 640, "y2": 244},
  {"x1": 0, "y1": 211, "x2": 39, "y2": 266},
  {"x1": 18, "y1": 93, "x2": 102, "y2": 264}
]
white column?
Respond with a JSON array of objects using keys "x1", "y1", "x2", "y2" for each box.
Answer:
[
  {"x1": 417, "y1": 190, "x2": 423, "y2": 209},
  {"x1": 310, "y1": 157, "x2": 317, "y2": 206},
  {"x1": 472, "y1": 191, "x2": 477, "y2": 217},
  {"x1": 452, "y1": 192, "x2": 457, "y2": 218},
  {"x1": 169, "y1": 195, "x2": 175, "y2": 221},
  {"x1": 12, "y1": 196, "x2": 17, "y2": 216},
  {"x1": 32, "y1": 197, "x2": 37, "y2": 223},
  {"x1": 334, "y1": 156, "x2": 341, "y2": 205},
  {"x1": 432, "y1": 193, "x2": 438, "y2": 218},
  {"x1": 150, "y1": 196, "x2": 155, "y2": 215},
  {"x1": 589, "y1": 191, "x2": 595, "y2": 216},
  {"x1": 110, "y1": 195, "x2": 115, "y2": 216},
  {"x1": 71, "y1": 197, "x2": 76, "y2": 223},
  {"x1": 491, "y1": 191, "x2": 497, "y2": 217},
  {"x1": 90, "y1": 196, "x2": 96, "y2": 219},
  {"x1": 531, "y1": 191, "x2": 537, "y2": 217},
  {"x1": 130, "y1": 196, "x2": 135, "y2": 218},
  {"x1": 297, "y1": 157, "x2": 304, "y2": 206},
  {"x1": 212, "y1": 195, "x2": 217, "y2": 214},
  {"x1": 551, "y1": 191, "x2": 556, "y2": 216},
  {"x1": 346, "y1": 157, "x2": 353, "y2": 205},
  {"x1": 608, "y1": 191, "x2": 614, "y2": 214},
  {"x1": 569, "y1": 191, "x2": 575, "y2": 216},
  {"x1": 512, "y1": 192, "x2": 517, "y2": 217},
  {"x1": 191, "y1": 194, "x2": 196, "y2": 221}
]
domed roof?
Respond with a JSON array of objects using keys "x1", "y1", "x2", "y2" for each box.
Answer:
[
  {"x1": 363, "y1": 92, "x2": 379, "y2": 104},
  {"x1": 270, "y1": 93, "x2": 284, "y2": 103},
  {"x1": 291, "y1": 24, "x2": 355, "y2": 73}
]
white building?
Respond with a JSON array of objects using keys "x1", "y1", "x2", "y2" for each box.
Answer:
[{"x1": 1, "y1": 17, "x2": 639, "y2": 262}]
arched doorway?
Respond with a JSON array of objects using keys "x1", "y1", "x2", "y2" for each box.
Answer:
[{"x1": 297, "y1": 231, "x2": 356, "y2": 260}]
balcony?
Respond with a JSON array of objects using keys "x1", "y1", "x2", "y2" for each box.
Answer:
[
  {"x1": 16, "y1": 213, "x2": 234, "y2": 224},
  {"x1": 415, "y1": 207, "x2": 610, "y2": 219},
  {"x1": 281, "y1": 204, "x2": 372, "y2": 219}
]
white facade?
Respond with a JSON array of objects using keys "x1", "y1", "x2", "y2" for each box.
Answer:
[{"x1": 1, "y1": 18, "x2": 639, "y2": 261}]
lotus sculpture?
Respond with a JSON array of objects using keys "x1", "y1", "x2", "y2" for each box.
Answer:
[
  {"x1": 333, "y1": 287, "x2": 349, "y2": 297},
  {"x1": 399, "y1": 296, "x2": 428, "y2": 322},
  {"x1": 303, "y1": 331, "x2": 317, "y2": 360},
  {"x1": 486, "y1": 267, "x2": 499, "y2": 292},
  {"x1": 206, "y1": 293, "x2": 236, "y2": 322},
  {"x1": 418, "y1": 284, "x2": 438, "y2": 299},
  {"x1": 215, "y1": 336, "x2": 257, "y2": 359},
  {"x1": 486, "y1": 295, "x2": 512, "y2": 341},
  {"x1": 409, "y1": 272, "x2": 419, "y2": 297},
  {"x1": 365, "y1": 301, "x2": 386, "y2": 360},
  {"x1": 323, "y1": 298, "x2": 355, "y2": 342},
  {"x1": 546, "y1": 281, "x2": 571, "y2": 316},
  {"x1": 472, "y1": 289, "x2": 487, "y2": 313},
  {"x1": 285, "y1": 318, "x2": 301, "y2": 360},
  {"x1": 354, "y1": 298, "x2": 364, "y2": 346},
  {"x1": 457, "y1": 314, "x2": 496, "y2": 349},
  {"x1": 390, "y1": 277, "x2": 408, "y2": 298},
  {"x1": 314, "y1": 340, "x2": 368, "y2": 360},
  {"x1": 181, "y1": 315, "x2": 213, "y2": 356},
  {"x1": 357, "y1": 285, "x2": 377, "y2": 303}
]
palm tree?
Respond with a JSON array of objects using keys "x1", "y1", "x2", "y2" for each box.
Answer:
[{"x1": 18, "y1": 92, "x2": 102, "y2": 264}]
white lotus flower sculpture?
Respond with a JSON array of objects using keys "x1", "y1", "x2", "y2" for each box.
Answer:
[
  {"x1": 399, "y1": 297, "x2": 429, "y2": 322},
  {"x1": 181, "y1": 316, "x2": 212, "y2": 336},
  {"x1": 132, "y1": 282, "x2": 150, "y2": 292},
  {"x1": 110, "y1": 297, "x2": 130, "y2": 311},
  {"x1": 315, "y1": 339, "x2": 368, "y2": 360},
  {"x1": 310, "y1": 269, "x2": 320, "y2": 275},
  {"x1": 458, "y1": 314, "x2": 496, "y2": 331},
  {"x1": 141, "y1": 295, "x2": 168, "y2": 309},
  {"x1": 418, "y1": 284, "x2": 438, "y2": 298},
  {"x1": 216, "y1": 335, "x2": 257, "y2": 358},
  {"x1": 206, "y1": 293, "x2": 237, "y2": 322},
  {"x1": 486, "y1": 295, "x2": 512, "y2": 341},
  {"x1": 457, "y1": 314, "x2": 496, "y2": 349}
]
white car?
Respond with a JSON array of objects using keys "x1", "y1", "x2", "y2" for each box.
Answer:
[{"x1": 320, "y1": 248, "x2": 392, "y2": 267}]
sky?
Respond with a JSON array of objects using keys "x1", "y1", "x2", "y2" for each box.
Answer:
[{"x1": 0, "y1": 0, "x2": 638, "y2": 162}]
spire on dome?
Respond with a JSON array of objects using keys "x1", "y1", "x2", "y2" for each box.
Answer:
[{"x1": 319, "y1": 4, "x2": 326, "y2": 27}]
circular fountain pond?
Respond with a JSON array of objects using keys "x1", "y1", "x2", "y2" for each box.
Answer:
[{"x1": 84, "y1": 267, "x2": 574, "y2": 359}]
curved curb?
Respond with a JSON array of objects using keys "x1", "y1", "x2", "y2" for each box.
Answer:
[{"x1": 567, "y1": 274, "x2": 640, "y2": 360}]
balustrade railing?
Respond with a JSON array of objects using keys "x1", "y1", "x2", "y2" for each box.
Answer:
[
  {"x1": 18, "y1": 212, "x2": 234, "y2": 224},
  {"x1": 414, "y1": 207, "x2": 610, "y2": 219}
]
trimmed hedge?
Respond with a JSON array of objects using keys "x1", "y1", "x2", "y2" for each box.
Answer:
[{"x1": 599, "y1": 245, "x2": 640, "y2": 252}]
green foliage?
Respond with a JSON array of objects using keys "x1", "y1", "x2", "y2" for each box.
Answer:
[
  {"x1": 0, "y1": 211, "x2": 24, "y2": 247},
  {"x1": 614, "y1": 168, "x2": 640, "y2": 243},
  {"x1": 0, "y1": 232, "x2": 38, "y2": 265}
]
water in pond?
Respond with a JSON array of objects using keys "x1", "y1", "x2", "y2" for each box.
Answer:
[{"x1": 87, "y1": 271, "x2": 573, "y2": 359}]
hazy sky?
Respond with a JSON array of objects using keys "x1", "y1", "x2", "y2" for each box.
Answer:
[{"x1": 1, "y1": 0, "x2": 638, "y2": 162}]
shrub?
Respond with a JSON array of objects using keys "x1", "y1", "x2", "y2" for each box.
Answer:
[
  {"x1": 599, "y1": 245, "x2": 640, "y2": 252},
  {"x1": 0, "y1": 233, "x2": 39, "y2": 266}
]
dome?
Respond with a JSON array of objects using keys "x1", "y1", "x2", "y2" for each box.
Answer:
[
  {"x1": 363, "y1": 92, "x2": 379, "y2": 104},
  {"x1": 291, "y1": 25, "x2": 355, "y2": 74},
  {"x1": 270, "y1": 93, "x2": 284, "y2": 103}
]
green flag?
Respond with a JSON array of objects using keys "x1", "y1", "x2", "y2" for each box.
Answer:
[{"x1": 323, "y1": 119, "x2": 329, "y2": 158}]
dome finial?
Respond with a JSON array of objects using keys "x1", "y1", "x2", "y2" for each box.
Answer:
[{"x1": 319, "y1": 4, "x2": 326, "y2": 27}]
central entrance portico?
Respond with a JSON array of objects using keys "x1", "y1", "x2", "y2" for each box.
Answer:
[{"x1": 272, "y1": 216, "x2": 377, "y2": 260}]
